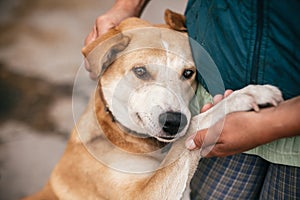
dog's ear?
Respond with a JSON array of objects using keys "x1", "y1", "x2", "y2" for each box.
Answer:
[
  {"x1": 164, "y1": 9, "x2": 187, "y2": 32},
  {"x1": 82, "y1": 30, "x2": 130, "y2": 78}
]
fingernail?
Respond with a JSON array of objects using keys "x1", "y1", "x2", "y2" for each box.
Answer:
[{"x1": 185, "y1": 138, "x2": 196, "y2": 150}]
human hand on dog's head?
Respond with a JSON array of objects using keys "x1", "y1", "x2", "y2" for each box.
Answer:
[
  {"x1": 84, "y1": 1, "x2": 150, "y2": 46},
  {"x1": 84, "y1": 11, "x2": 119, "y2": 80},
  {"x1": 83, "y1": 1, "x2": 150, "y2": 79}
]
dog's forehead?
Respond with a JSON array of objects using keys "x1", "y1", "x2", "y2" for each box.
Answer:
[
  {"x1": 119, "y1": 28, "x2": 195, "y2": 74},
  {"x1": 86, "y1": 27, "x2": 195, "y2": 79},
  {"x1": 124, "y1": 48, "x2": 192, "y2": 66},
  {"x1": 122, "y1": 27, "x2": 194, "y2": 63}
]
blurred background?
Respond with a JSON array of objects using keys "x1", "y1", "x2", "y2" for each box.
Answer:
[{"x1": 0, "y1": 0, "x2": 187, "y2": 199}]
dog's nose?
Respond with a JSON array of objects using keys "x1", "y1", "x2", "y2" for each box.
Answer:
[{"x1": 158, "y1": 112, "x2": 187, "y2": 136}]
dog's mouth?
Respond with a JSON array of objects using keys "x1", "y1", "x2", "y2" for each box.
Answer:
[
  {"x1": 124, "y1": 128, "x2": 178, "y2": 143},
  {"x1": 126, "y1": 127, "x2": 179, "y2": 143},
  {"x1": 133, "y1": 111, "x2": 188, "y2": 143},
  {"x1": 155, "y1": 135, "x2": 178, "y2": 143}
]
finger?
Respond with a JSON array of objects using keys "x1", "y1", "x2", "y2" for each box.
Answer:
[
  {"x1": 89, "y1": 72, "x2": 98, "y2": 80},
  {"x1": 84, "y1": 32, "x2": 93, "y2": 46},
  {"x1": 185, "y1": 133, "x2": 199, "y2": 150},
  {"x1": 185, "y1": 129, "x2": 218, "y2": 151},
  {"x1": 83, "y1": 58, "x2": 97, "y2": 80},
  {"x1": 213, "y1": 94, "x2": 224, "y2": 104},
  {"x1": 96, "y1": 20, "x2": 115, "y2": 37},
  {"x1": 84, "y1": 58, "x2": 91, "y2": 72},
  {"x1": 200, "y1": 144, "x2": 216, "y2": 157},
  {"x1": 95, "y1": 23, "x2": 102, "y2": 37},
  {"x1": 224, "y1": 89, "x2": 233, "y2": 98},
  {"x1": 200, "y1": 90, "x2": 233, "y2": 113},
  {"x1": 191, "y1": 119, "x2": 224, "y2": 150},
  {"x1": 84, "y1": 28, "x2": 97, "y2": 46},
  {"x1": 200, "y1": 103, "x2": 213, "y2": 113},
  {"x1": 185, "y1": 129, "x2": 208, "y2": 150}
]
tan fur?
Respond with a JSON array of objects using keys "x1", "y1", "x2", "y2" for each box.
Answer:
[
  {"x1": 24, "y1": 10, "x2": 283, "y2": 200},
  {"x1": 164, "y1": 9, "x2": 187, "y2": 31},
  {"x1": 82, "y1": 28, "x2": 121, "y2": 57},
  {"x1": 24, "y1": 11, "x2": 192, "y2": 200},
  {"x1": 94, "y1": 83, "x2": 166, "y2": 153},
  {"x1": 23, "y1": 86, "x2": 197, "y2": 200},
  {"x1": 82, "y1": 18, "x2": 166, "y2": 57},
  {"x1": 81, "y1": 10, "x2": 185, "y2": 57}
]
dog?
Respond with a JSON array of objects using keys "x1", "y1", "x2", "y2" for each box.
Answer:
[{"x1": 24, "y1": 10, "x2": 283, "y2": 200}]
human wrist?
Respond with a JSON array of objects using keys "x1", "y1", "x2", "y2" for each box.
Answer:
[
  {"x1": 101, "y1": 0, "x2": 149, "y2": 28},
  {"x1": 254, "y1": 107, "x2": 281, "y2": 144},
  {"x1": 252, "y1": 104, "x2": 294, "y2": 145},
  {"x1": 232, "y1": 109, "x2": 279, "y2": 148},
  {"x1": 267, "y1": 97, "x2": 300, "y2": 139},
  {"x1": 112, "y1": 0, "x2": 150, "y2": 19}
]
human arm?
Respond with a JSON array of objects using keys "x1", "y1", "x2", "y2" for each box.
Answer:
[
  {"x1": 185, "y1": 95, "x2": 300, "y2": 158},
  {"x1": 84, "y1": 0, "x2": 150, "y2": 46}
]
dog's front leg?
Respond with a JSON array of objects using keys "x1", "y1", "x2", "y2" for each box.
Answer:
[
  {"x1": 190, "y1": 84, "x2": 283, "y2": 133},
  {"x1": 135, "y1": 85, "x2": 283, "y2": 200},
  {"x1": 161, "y1": 84, "x2": 284, "y2": 199}
]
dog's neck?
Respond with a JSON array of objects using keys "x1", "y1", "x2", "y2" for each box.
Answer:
[{"x1": 94, "y1": 82, "x2": 166, "y2": 153}]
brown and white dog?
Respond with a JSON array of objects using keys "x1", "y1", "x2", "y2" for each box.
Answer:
[{"x1": 24, "y1": 10, "x2": 283, "y2": 200}]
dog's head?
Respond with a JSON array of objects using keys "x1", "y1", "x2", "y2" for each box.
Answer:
[{"x1": 83, "y1": 12, "x2": 196, "y2": 143}]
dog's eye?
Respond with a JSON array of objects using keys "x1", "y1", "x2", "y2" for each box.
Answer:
[
  {"x1": 133, "y1": 66, "x2": 150, "y2": 80},
  {"x1": 182, "y1": 69, "x2": 195, "y2": 80}
]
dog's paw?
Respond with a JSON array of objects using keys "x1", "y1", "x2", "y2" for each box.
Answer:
[{"x1": 225, "y1": 84, "x2": 283, "y2": 112}]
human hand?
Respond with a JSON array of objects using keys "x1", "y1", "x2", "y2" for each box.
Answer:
[
  {"x1": 84, "y1": 10, "x2": 120, "y2": 80},
  {"x1": 84, "y1": 13, "x2": 121, "y2": 79},
  {"x1": 186, "y1": 111, "x2": 265, "y2": 157},
  {"x1": 185, "y1": 95, "x2": 300, "y2": 157},
  {"x1": 200, "y1": 89, "x2": 233, "y2": 112},
  {"x1": 84, "y1": 14, "x2": 118, "y2": 47},
  {"x1": 84, "y1": 0, "x2": 148, "y2": 46},
  {"x1": 83, "y1": 0, "x2": 149, "y2": 79},
  {"x1": 185, "y1": 89, "x2": 266, "y2": 157}
]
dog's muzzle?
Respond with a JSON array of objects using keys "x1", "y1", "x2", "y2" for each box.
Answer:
[{"x1": 158, "y1": 111, "x2": 187, "y2": 138}]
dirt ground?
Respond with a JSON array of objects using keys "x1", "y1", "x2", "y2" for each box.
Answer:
[{"x1": 0, "y1": 0, "x2": 187, "y2": 199}]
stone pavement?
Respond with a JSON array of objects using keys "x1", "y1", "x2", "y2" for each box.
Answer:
[{"x1": 0, "y1": 0, "x2": 186, "y2": 199}]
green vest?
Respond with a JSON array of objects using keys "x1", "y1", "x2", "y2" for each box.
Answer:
[{"x1": 185, "y1": 0, "x2": 300, "y2": 166}]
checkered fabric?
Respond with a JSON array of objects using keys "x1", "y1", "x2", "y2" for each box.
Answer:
[
  {"x1": 259, "y1": 163, "x2": 300, "y2": 199},
  {"x1": 190, "y1": 154, "x2": 300, "y2": 200}
]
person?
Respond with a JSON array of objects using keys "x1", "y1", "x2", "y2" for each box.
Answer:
[{"x1": 84, "y1": 0, "x2": 300, "y2": 199}]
